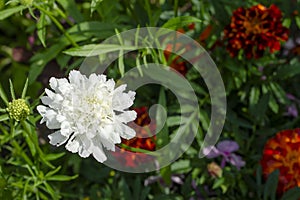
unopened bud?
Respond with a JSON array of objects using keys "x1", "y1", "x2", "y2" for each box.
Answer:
[{"x1": 7, "y1": 99, "x2": 30, "y2": 121}]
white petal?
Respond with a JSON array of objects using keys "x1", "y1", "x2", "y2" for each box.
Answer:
[
  {"x1": 92, "y1": 138, "x2": 107, "y2": 163},
  {"x1": 113, "y1": 90, "x2": 135, "y2": 111},
  {"x1": 60, "y1": 121, "x2": 72, "y2": 137},
  {"x1": 37, "y1": 106, "x2": 61, "y2": 129},
  {"x1": 78, "y1": 135, "x2": 91, "y2": 158},
  {"x1": 116, "y1": 110, "x2": 137, "y2": 123},
  {"x1": 48, "y1": 131, "x2": 68, "y2": 146},
  {"x1": 99, "y1": 136, "x2": 115, "y2": 151},
  {"x1": 118, "y1": 123, "x2": 136, "y2": 139},
  {"x1": 69, "y1": 70, "x2": 86, "y2": 87},
  {"x1": 65, "y1": 135, "x2": 80, "y2": 153}
]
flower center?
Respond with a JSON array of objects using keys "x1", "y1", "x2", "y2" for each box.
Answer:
[
  {"x1": 283, "y1": 150, "x2": 300, "y2": 171},
  {"x1": 85, "y1": 95, "x2": 102, "y2": 105},
  {"x1": 243, "y1": 18, "x2": 263, "y2": 34}
]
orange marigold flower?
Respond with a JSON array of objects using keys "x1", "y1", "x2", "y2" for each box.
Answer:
[
  {"x1": 224, "y1": 4, "x2": 289, "y2": 59},
  {"x1": 113, "y1": 107, "x2": 156, "y2": 167},
  {"x1": 261, "y1": 128, "x2": 300, "y2": 194}
]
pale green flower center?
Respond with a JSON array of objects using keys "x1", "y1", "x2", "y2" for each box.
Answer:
[
  {"x1": 86, "y1": 96, "x2": 102, "y2": 105},
  {"x1": 7, "y1": 99, "x2": 30, "y2": 121}
]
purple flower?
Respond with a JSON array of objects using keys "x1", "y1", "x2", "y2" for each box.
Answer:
[
  {"x1": 284, "y1": 104, "x2": 298, "y2": 118},
  {"x1": 286, "y1": 93, "x2": 296, "y2": 101},
  {"x1": 284, "y1": 93, "x2": 300, "y2": 118},
  {"x1": 202, "y1": 140, "x2": 245, "y2": 170},
  {"x1": 144, "y1": 174, "x2": 184, "y2": 187}
]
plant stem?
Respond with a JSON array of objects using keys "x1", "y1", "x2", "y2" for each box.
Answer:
[{"x1": 34, "y1": 4, "x2": 78, "y2": 47}]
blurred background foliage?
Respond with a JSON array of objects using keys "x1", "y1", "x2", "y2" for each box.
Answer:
[{"x1": 0, "y1": 0, "x2": 300, "y2": 199}]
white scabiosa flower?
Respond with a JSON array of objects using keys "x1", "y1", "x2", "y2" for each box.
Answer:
[{"x1": 37, "y1": 70, "x2": 137, "y2": 163}]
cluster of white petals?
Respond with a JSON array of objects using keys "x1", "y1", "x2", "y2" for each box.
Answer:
[{"x1": 37, "y1": 70, "x2": 137, "y2": 163}]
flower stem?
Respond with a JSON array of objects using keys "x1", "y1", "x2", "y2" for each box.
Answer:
[{"x1": 118, "y1": 143, "x2": 159, "y2": 156}]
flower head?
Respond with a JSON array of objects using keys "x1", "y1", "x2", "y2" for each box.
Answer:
[
  {"x1": 112, "y1": 107, "x2": 156, "y2": 167},
  {"x1": 207, "y1": 162, "x2": 223, "y2": 178},
  {"x1": 202, "y1": 140, "x2": 245, "y2": 170},
  {"x1": 224, "y1": 4, "x2": 288, "y2": 58},
  {"x1": 37, "y1": 70, "x2": 137, "y2": 163},
  {"x1": 7, "y1": 99, "x2": 30, "y2": 121},
  {"x1": 261, "y1": 128, "x2": 300, "y2": 194}
]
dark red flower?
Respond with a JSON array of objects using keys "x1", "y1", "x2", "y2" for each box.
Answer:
[
  {"x1": 113, "y1": 107, "x2": 156, "y2": 167},
  {"x1": 261, "y1": 128, "x2": 300, "y2": 194},
  {"x1": 224, "y1": 4, "x2": 289, "y2": 59}
]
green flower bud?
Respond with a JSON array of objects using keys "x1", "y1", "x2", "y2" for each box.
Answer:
[
  {"x1": 7, "y1": 99, "x2": 30, "y2": 121},
  {"x1": 20, "y1": 0, "x2": 33, "y2": 6}
]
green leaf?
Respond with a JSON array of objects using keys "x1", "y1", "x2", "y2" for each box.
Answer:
[
  {"x1": 249, "y1": 93, "x2": 269, "y2": 122},
  {"x1": 67, "y1": 21, "x2": 126, "y2": 39},
  {"x1": 282, "y1": 18, "x2": 291, "y2": 28},
  {"x1": 0, "y1": 83, "x2": 9, "y2": 106},
  {"x1": 118, "y1": 177, "x2": 132, "y2": 199},
  {"x1": 29, "y1": 41, "x2": 68, "y2": 83},
  {"x1": 160, "y1": 165, "x2": 171, "y2": 186},
  {"x1": 256, "y1": 165, "x2": 263, "y2": 198},
  {"x1": 8, "y1": 79, "x2": 15, "y2": 100},
  {"x1": 37, "y1": 12, "x2": 46, "y2": 47},
  {"x1": 249, "y1": 86, "x2": 260, "y2": 106},
  {"x1": 42, "y1": 182, "x2": 60, "y2": 199},
  {"x1": 156, "y1": 87, "x2": 168, "y2": 148},
  {"x1": 0, "y1": 5, "x2": 26, "y2": 20},
  {"x1": 276, "y1": 62, "x2": 300, "y2": 79},
  {"x1": 263, "y1": 169, "x2": 279, "y2": 200},
  {"x1": 269, "y1": 82, "x2": 287, "y2": 104},
  {"x1": 0, "y1": 114, "x2": 9, "y2": 122},
  {"x1": 91, "y1": 0, "x2": 103, "y2": 15},
  {"x1": 63, "y1": 44, "x2": 136, "y2": 57},
  {"x1": 162, "y1": 16, "x2": 201, "y2": 30},
  {"x1": 295, "y1": 16, "x2": 300, "y2": 29},
  {"x1": 268, "y1": 94, "x2": 279, "y2": 114},
  {"x1": 46, "y1": 174, "x2": 78, "y2": 181},
  {"x1": 280, "y1": 187, "x2": 300, "y2": 200},
  {"x1": 45, "y1": 166, "x2": 62, "y2": 178},
  {"x1": 171, "y1": 159, "x2": 190, "y2": 172},
  {"x1": 56, "y1": 0, "x2": 84, "y2": 22},
  {"x1": 21, "y1": 79, "x2": 29, "y2": 99},
  {"x1": 23, "y1": 130, "x2": 36, "y2": 156},
  {"x1": 212, "y1": 177, "x2": 225, "y2": 189},
  {"x1": 167, "y1": 116, "x2": 181, "y2": 126},
  {"x1": 44, "y1": 152, "x2": 65, "y2": 161}
]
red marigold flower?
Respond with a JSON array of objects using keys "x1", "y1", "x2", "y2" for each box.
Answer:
[
  {"x1": 112, "y1": 107, "x2": 156, "y2": 167},
  {"x1": 224, "y1": 4, "x2": 289, "y2": 59},
  {"x1": 261, "y1": 128, "x2": 300, "y2": 194}
]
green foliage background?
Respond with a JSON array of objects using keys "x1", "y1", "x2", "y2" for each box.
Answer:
[{"x1": 0, "y1": 0, "x2": 300, "y2": 199}]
